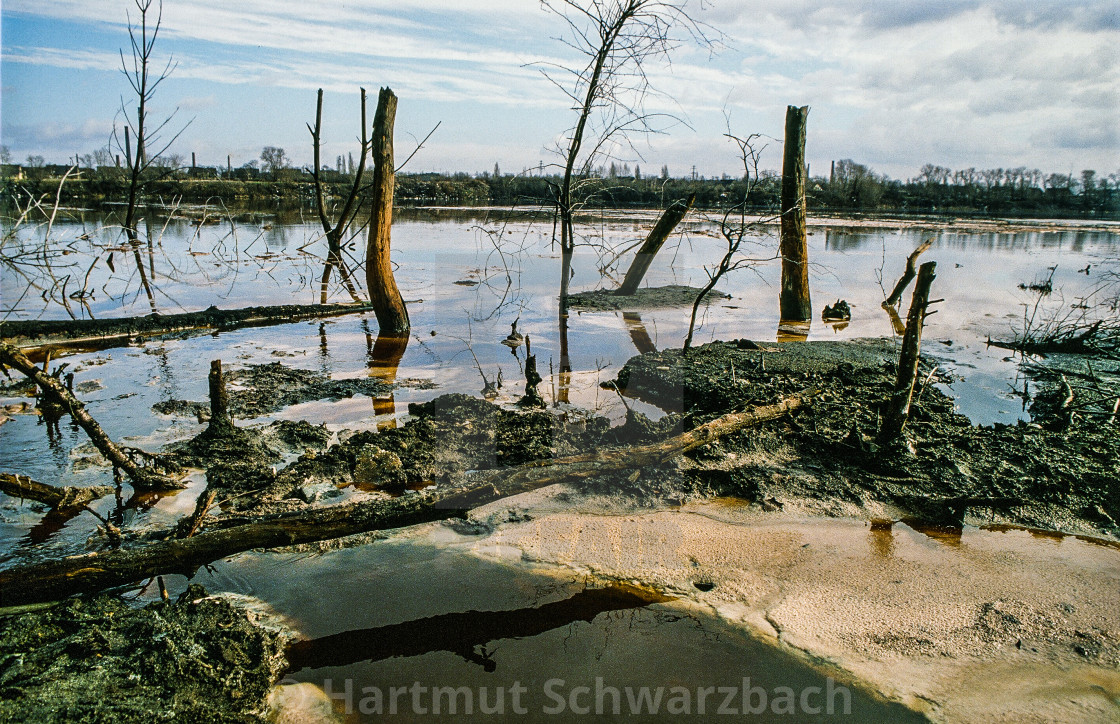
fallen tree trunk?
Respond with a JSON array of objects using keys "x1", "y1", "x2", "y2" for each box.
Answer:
[
  {"x1": 0, "y1": 343, "x2": 182, "y2": 491},
  {"x1": 883, "y1": 239, "x2": 933, "y2": 308},
  {"x1": 0, "y1": 391, "x2": 812, "y2": 606},
  {"x1": 0, "y1": 473, "x2": 113, "y2": 511},
  {"x1": 615, "y1": 194, "x2": 695, "y2": 296},
  {"x1": 0, "y1": 302, "x2": 373, "y2": 351}
]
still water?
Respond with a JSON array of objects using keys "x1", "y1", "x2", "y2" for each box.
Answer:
[{"x1": 2, "y1": 206, "x2": 1118, "y2": 720}]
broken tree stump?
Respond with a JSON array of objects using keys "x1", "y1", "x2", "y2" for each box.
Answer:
[
  {"x1": 615, "y1": 194, "x2": 696, "y2": 296},
  {"x1": 0, "y1": 391, "x2": 813, "y2": 606},
  {"x1": 0, "y1": 343, "x2": 182, "y2": 491},
  {"x1": 0, "y1": 473, "x2": 113, "y2": 511},
  {"x1": 884, "y1": 238, "x2": 933, "y2": 308},
  {"x1": 365, "y1": 86, "x2": 410, "y2": 335},
  {"x1": 206, "y1": 359, "x2": 235, "y2": 437},
  {"x1": 881, "y1": 261, "x2": 937, "y2": 441},
  {"x1": 779, "y1": 105, "x2": 812, "y2": 323}
]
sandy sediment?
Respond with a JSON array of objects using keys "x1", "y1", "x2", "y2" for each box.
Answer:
[{"x1": 457, "y1": 494, "x2": 1120, "y2": 723}]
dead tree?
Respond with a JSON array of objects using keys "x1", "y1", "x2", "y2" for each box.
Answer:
[
  {"x1": 0, "y1": 473, "x2": 113, "y2": 511},
  {"x1": 615, "y1": 193, "x2": 695, "y2": 295},
  {"x1": 881, "y1": 261, "x2": 937, "y2": 440},
  {"x1": 884, "y1": 238, "x2": 933, "y2": 307},
  {"x1": 684, "y1": 130, "x2": 777, "y2": 350},
  {"x1": 309, "y1": 87, "x2": 368, "y2": 304},
  {"x1": 540, "y1": 0, "x2": 715, "y2": 315},
  {"x1": 365, "y1": 87, "x2": 410, "y2": 335},
  {"x1": 779, "y1": 105, "x2": 811, "y2": 323},
  {"x1": 0, "y1": 390, "x2": 812, "y2": 606},
  {"x1": 113, "y1": 0, "x2": 190, "y2": 314},
  {"x1": 0, "y1": 343, "x2": 182, "y2": 490}
]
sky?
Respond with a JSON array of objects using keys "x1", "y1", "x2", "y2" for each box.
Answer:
[{"x1": 2, "y1": 0, "x2": 1118, "y2": 181}]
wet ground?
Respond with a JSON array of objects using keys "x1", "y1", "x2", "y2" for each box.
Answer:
[{"x1": 2, "y1": 207, "x2": 1119, "y2": 721}]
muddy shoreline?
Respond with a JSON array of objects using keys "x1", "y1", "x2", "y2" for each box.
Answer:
[{"x1": 2, "y1": 337, "x2": 1118, "y2": 721}]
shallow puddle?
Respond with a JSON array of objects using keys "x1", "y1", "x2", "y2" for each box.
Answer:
[{"x1": 146, "y1": 525, "x2": 925, "y2": 722}]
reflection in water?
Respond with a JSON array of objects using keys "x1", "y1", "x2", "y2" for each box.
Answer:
[
  {"x1": 868, "y1": 519, "x2": 896, "y2": 558},
  {"x1": 286, "y1": 583, "x2": 672, "y2": 673},
  {"x1": 901, "y1": 519, "x2": 963, "y2": 548},
  {"x1": 776, "y1": 319, "x2": 811, "y2": 342},
  {"x1": 882, "y1": 302, "x2": 907, "y2": 336},
  {"x1": 25, "y1": 507, "x2": 85, "y2": 545},
  {"x1": 557, "y1": 312, "x2": 572, "y2": 404},
  {"x1": 623, "y1": 312, "x2": 657, "y2": 354},
  {"x1": 365, "y1": 323, "x2": 409, "y2": 430}
]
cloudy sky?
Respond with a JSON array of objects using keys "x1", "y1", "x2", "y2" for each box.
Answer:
[{"x1": 2, "y1": 0, "x2": 1117, "y2": 180}]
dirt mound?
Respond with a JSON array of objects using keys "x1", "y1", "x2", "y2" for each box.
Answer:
[
  {"x1": 0, "y1": 585, "x2": 290, "y2": 723},
  {"x1": 613, "y1": 339, "x2": 1120, "y2": 537},
  {"x1": 154, "y1": 361, "x2": 393, "y2": 420}
]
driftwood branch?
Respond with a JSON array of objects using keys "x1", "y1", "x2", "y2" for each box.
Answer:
[
  {"x1": 0, "y1": 302, "x2": 374, "y2": 351},
  {"x1": 884, "y1": 239, "x2": 933, "y2": 308},
  {"x1": 0, "y1": 343, "x2": 182, "y2": 491},
  {"x1": 0, "y1": 391, "x2": 812, "y2": 606},
  {"x1": 615, "y1": 194, "x2": 695, "y2": 296},
  {"x1": 881, "y1": 262, "x2": 937, "y2": 440},
  {"x1": 0, "y1": 473, "x2": 113, "y2": 511}
]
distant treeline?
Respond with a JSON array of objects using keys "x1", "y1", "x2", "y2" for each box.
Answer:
[{"x1": 3, "y1": 160, "x2": 1116, "y2": 219}]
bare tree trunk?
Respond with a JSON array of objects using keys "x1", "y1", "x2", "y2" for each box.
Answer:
[
  {"x1": 884, "y1": 238, "x2": 933, "y2": 307},
  {"x1": 880, "y1": 261, "x2": 937, "y2": 440},
  {"x1": 779, "y1": 105, "x2": 811, "y2": 322},
  {"x1": 0, "y1": 473, "x2": 113, "y2": 511},
  {"x1": 205, "y1": 359, "x2": 235, "y2": 436},
  {"x1": 365, "y1": 87, "x2": 410, "y2": 335},
  {"x1": 0, "y1": 391, "x2": 812, "y2": 606},
  {"x1": 0, "y1": 343, "x2": 182, "y2": 490},
  {"x1": 616, "y1": 193, "x2": 695, "y2": 295}
]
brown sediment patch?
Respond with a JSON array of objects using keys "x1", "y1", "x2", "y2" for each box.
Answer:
[{"x1": 464, "y1": 500, "x2": 1120, "y2": 723}]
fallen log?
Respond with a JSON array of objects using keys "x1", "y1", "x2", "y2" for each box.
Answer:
[
  {"x1": 883, "y1": 238, "x2": 933, "y2": 308},
  {"x1": 0, "y1": 473, "x2": 113, "y2": 511},
  {"x1": 615, "y1": 194, "x2": 695, "y2": 296},
  {"x1": 0, "y1": 302, "x2": 374, "y2": 351},
  {"x1": 0, "y1": 343, "x2": 183, "y2": 491},
  {"x1": 0, "y1": 391, "x2": 812, "y2": 606}
]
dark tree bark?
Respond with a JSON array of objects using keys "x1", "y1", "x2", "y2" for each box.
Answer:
[
  {"x1": 779, "y1": 105, "x2": 811, "y2": 322},
  {"x1": 365, "y1": 87, "x2": 410, "y2": 335},
  {"x1": 0, "y1": 391, "x2": 812, "y2": 606},
  {"x1": 0, "y1": 343, "x2": 181, "y2": 491},
  {"x1": 884, "y1": 239, "x2": 933, "y2": 307},
  {"x1": 881, "y1": 261, "x2": 937, "y2": 440},
  {"x1": 0, "y1": 473, "x2": 113, "y2": 511},
  {"x1": 616, "y1": 194, "x2": 695, "y2": 295}
]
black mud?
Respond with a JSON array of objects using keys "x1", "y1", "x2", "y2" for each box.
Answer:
[
  {"x1": 196, "y1": 392, "x2": 691, "y2": 512},
  {"x1": 567, "y1": 284, "x2": 728, "y2": 311},
  {"x1": 0, "y1": 585, "x2": 289, "y2": 723},
  {"x1": 614, "y1": 339, "x2": 1120, "y2": 536},
  {"x1": 154, "y1": 362, "x2": 394, "y2": 420}
]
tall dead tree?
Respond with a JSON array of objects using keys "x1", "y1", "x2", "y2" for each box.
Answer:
[
  {"x1": 881, "y1": 261, "x2": 937, "y2": 440},
  {"x1": 113, "y1": 0, "x2": 189, "y2": 314},
  {"x1": 309, "y1": 88, "x2": 369, "y2": 304},
  {"x1": 615, "y1": 193, "x2": 695, "y2": 295},
  {"x1": 779, "y1": 105, "x2": 811, "y2": 323},
  {"x1": 541, "y1": 0, "x2": 715, "y2": 316},
  {"x1": 365, "y1": 87, "x2": 410, "y2": 335}
]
